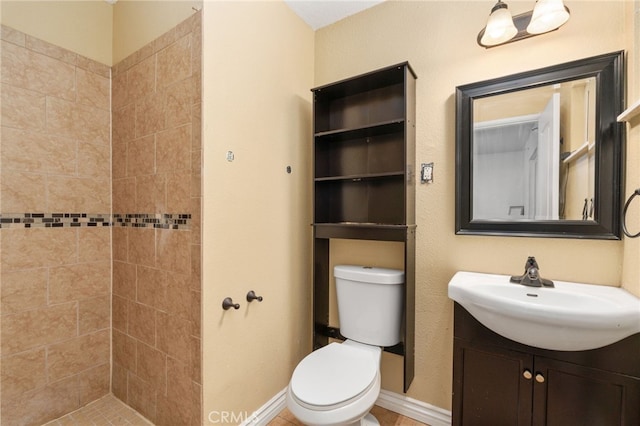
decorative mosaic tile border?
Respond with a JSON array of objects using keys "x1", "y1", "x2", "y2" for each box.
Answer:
[
  {"x1": 113, "y1": 213, "x2": 191, "y2": 230},
  {"x1": 0, "y1": 213, "x2": 191, "y2": 230}
]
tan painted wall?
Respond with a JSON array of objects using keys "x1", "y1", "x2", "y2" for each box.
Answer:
[
  {"x1": 112, "y1": 0, "x2": 202, "y2": 65},
  {"x1": 315, "y1": 0, "x2": 630, "y2": 409},
  {"x1": 0, "y1": 0, "x2": 113, "y2": 65},
  {"x1": 201, "y1": 0, "x2": 314, "y2": 422},
  {"x1": 621, "y1": 0, "x2": 640, "y2": 297}
]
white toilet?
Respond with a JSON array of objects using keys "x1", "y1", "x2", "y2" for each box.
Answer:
[{"x1": 286, "y1": 265, "x2": 404, "y2": 426}]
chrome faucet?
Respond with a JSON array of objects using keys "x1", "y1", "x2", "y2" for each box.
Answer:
[{"x1": 510, "y1": 256, "x2": 554, "y2": 288}]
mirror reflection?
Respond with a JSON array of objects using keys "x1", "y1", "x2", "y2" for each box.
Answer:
[{"x1": 472, "y1": 77, "x2": 596, "y2": 221}]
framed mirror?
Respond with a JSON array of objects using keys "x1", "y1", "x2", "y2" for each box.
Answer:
[{"x1": 456, "y1": 51, "x2": 625, "y2": 239}]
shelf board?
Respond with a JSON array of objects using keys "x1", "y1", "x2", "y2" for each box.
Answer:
[
  {"x1": 314, "y1": 119, "x2": 404, "y2": 141},
  {"x1": 563, "y1": 141, "x2": 595, "y2": 164},
  {"x1": 315, "y1": 171, "x2": 404, "y2": 182},
  {"x1": 313, "y1": 222, "x2": 415, "y2": 241},
  {"x1": 618, "y1": 98, "x2": 640, "y2": 122}
]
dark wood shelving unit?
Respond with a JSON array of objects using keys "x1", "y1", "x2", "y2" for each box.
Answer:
[{"x1": 311, "y1": 62, "x2": 417, "y2": 393}]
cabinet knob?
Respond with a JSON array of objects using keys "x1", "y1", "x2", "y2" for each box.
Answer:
[
  {"x1": 523, "y1": 370, "x2": 532, "y2": 380},
  {"x1": 535, "y1": 373, "x2": 545, "y2": 383}
]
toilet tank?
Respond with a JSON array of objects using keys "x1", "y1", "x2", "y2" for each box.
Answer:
[{"x1": 334, "y1": 265, "x2": 404, "y2": 347}]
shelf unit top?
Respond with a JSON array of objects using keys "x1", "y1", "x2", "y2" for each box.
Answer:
[{"x1": 311, "y1": 62, "x2": 417, "y2": 99}]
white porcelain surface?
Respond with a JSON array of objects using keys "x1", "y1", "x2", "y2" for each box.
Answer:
[
  {"x1": 335, "y1": 265, "x2": 404, "y2": 346},
  {"x1": 448, "y1": 271, "x2": 640, "y2": 351}
]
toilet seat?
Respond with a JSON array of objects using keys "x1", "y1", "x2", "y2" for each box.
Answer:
[{"x1": 290, "y1": 342, "x2": 379, "y2": 409}]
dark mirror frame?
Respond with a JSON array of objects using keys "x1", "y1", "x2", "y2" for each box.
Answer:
[{"x1": 455, "y1": 51, "x2": 625, "y2": 240}]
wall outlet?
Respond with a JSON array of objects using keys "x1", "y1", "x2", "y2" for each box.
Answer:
[{"x1": 421, "y1": 162, "x2": 434, "y2": 183}]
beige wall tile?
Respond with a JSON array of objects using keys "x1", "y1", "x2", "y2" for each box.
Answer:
[
  {"x1": 127, "y1": 373, "x2": 157, "y2": 423},
  {"x1": 154, "y1": 28, "x2": 177, "y2": 54},
  {"x1": 0, "y1": 348, "x2": 47, "y2": 400},
  {"x1": 1, "y1": 302, "x2": 77, "y2": 356},
  {"x1": 1, "y1": 25, "x2": 26, "y2": 46},
  {"x1": 77, "y1": 363, "x2": 110, "y2": 406},
  {"x1": 0, "y1": 375, "x2": 79, "y2": 426},
  {"x1": 1, "y1": 40, "x2": 75, "y2": 101},
  {"x1": 49, "y1": 262, "x2": 111, "y2": 304},
  {"x1": 76, "y1": 55, "x2": 110, "y2": 79},
  {"x1": 1, "y1": 127, "x2": 77, "y2": 175},
  {"x1": 165, "y1": 78, "x2": 192, "y2": 128},
  {"x1": 112, "y1": 226, "x2": 129, "y2": 262},
  {"x1": 127, "y1": 135, "x2": 156, "y2": 177},
  {"x1": 136, "y1": 341, "x2": 167, "y2": 392},
  {"x1": 112, "y1": 140, "x2": 128, "y2": 179},
  {"x1": 1, "y1": 84, "x2": 46, "y2": 131},
  {"x1": 78, "y1": 141, "x2": 111, "y2": 179},
  {"x1": 46, "y1": 97, "x2": 109, "y2": 145},
  {"x1": 190, "y1": 290, "x2": 201, "y2": 337},
  {"x1": 128, "y1": 228, "x2": 156, "y2": 268},
  {"x1": 1, "y1": 268, "x2": 48, "y2": 314},
  {"x1": 0, "y1": 171, "x2": 47, "y2": 212},
  {"x1": 156, "y1": 125, "x2": 191, "y2": 173},
  {"x1": 128, "y1": 301, "x2": 156, "y2": 346},
  {"x1": 190, "y1": 198, "x2": 201, "y2": 244},
  {"x1": 136, "y1": 266, "x2": 167, "y2": 311},
  {"x1": 156, "y1": 312, "x2": 190, "y2": 363},
  {"x1": 157, "y1": 357, "x2": 195, "y2": 426},
  {"x1": 113, "y1": 329, "x2": 137, "y2": 373},
  {"x1": 1, "y1": 228, "x2": 77, "y2": 271},
  {"x1": 47, "y1": 330, "x2": 110, "y2": 381},
  {"x1": 113, "y1": 177, "x2": 137, "y2": 214},
  {"x1": 157, "y1": 35, "x2": 191, "y2": 89},
  {"x1": 191, "y1": 103, "x2": 201, "y2": 150},
  {"x1": 112, "y1": 295, "x2": 129, "y2": 333},
  {"x1": 77, "y1": 227, "x2": 111, "y2": 263},
  {"x1": 136, "y1": 174, "x2": 166, "y2": 213},
  {"x1": 190, "y1": 336, "x2": 201, "y2": 384},
  {"x1": 136, "y1": 92, "x2": 166, "y2": 138},
  {"x1": 25, "y1": 34, "x2": 77, "y2": 66},
  {"x1": 112, "y1": 71, "x2": 129, "y2": 111},
  {"x1": 128, "y1": 54, "x2": 156, "y2": 100},
  {"x1": 190, "y1": 244, "x2": 201, "y2": 290},
  {"x1": 156, "y1": 229, "x2": 190, "y2": 275},
  {"x1": 47, "y1": 176, "x2": 110, "y2": 213},
  {"x1": 76, "y1": 67, "x2": 110, "y2": 111},
  {"x1": 79, "y1": 295, "x2": 110, "y2": 334},
  {"x1": 112, "y1": 363, "x2": 128, "y2": 402},
  {"x1": 113, "y1": 260, "x2": 136, "y2": 300},
  {"x1": 166, "y1": 272, "x2": 191, "y2": 320},
  {"x1": 166, "y1": 171, "x2": 191, "y2": 213},
  {"x1": 113, "y1": 103, "x2": 136, "y2": 143}
]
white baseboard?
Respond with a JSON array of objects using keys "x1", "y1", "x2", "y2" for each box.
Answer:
[
  {"x1": 240, "y1": 388, "x2": 287, "y2": 426},
  {"x1": 375, "y1": 389, "x2": 452, "y2": 426},
  {"x1": 241, "y1": 387, "x2": 451, "y2": 426}
]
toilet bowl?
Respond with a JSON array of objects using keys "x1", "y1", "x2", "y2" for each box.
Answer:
[
  {"x1": 286, "y1": 340, "x2": 382, "y2": 426},
  {"x1": 286, "y1": 265, "x2": 404, "y2": 426}
]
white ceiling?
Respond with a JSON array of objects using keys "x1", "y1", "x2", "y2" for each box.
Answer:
[{"x1": 284, "y1": 0, "x2": 386, "y2": 30}]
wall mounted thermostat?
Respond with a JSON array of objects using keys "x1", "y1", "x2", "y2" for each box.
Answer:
[{"x1": 421, "y1": 162, "x2": 434, "y2": 184}]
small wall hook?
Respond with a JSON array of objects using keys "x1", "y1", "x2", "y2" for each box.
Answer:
[
  {"x1": 222, "y1": 297, "x2": 240, "y2": 310},
  {"x1": 246, "y1": 291, "x2": 263, "y2": 302}
]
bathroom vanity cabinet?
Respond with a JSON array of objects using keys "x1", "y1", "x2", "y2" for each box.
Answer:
[
  {"x1": 311, "y1": 63, "x2": 417, "y2": 392},
  {"x1": 453, "y1": 303, "x2": 640, "y2": 426}
]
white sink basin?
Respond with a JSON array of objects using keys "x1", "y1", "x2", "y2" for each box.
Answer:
[{"x1": 448, "y1": 271, "x2": 640, "y2": 351}]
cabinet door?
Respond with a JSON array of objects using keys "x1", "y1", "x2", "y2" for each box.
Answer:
[
  {"x1": 533, "y1": 357, "x2": 640, "y2": 426},
  {"x1": 453, "y1": 339, "x2": 533, "y2": 426}
]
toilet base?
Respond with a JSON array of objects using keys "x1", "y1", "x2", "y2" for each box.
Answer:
[{"x1": 360, "y1": 413, "x2": 379, "y2": 425}]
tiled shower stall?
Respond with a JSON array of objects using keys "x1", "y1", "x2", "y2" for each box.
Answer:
[{"x1": 0, "y1": 12, "x2": 202, "y2": 426}]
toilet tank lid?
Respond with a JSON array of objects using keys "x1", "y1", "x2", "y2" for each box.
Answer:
[{"x1": 334, "y1": 265, "x2": 404, "y2": 285}]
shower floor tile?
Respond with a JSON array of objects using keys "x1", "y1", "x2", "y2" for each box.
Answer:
[{"x1": 42, "y1": 394, "x2": 153, "y2": 426}]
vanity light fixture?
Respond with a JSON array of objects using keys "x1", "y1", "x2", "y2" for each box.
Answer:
[{"x1": 478, "y1": 0, "x2": 570, "y2": 48}]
